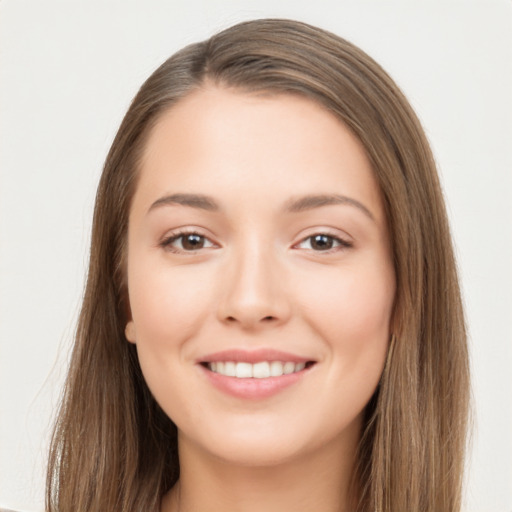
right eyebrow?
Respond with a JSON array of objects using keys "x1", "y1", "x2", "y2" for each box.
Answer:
[
  {"x1": 283, "y1": 193, "x2": 375, "y2": 221},
  {"x1": 147, "y1": 193, "x2": 220, "y2": 214}
]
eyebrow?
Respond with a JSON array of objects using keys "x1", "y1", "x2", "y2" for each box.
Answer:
[
  {"x1": 148, "y1": 193, "x2": 220, "y2": 213},
  {"x1": 283, "y1": 194, "x2": 375, "y2": 220},
  {"x1": 148, "y1": 192, "x2": 374, "y2": 220}
]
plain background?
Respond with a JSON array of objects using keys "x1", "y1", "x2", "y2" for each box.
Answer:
[{"x1": 1, "y1": 1, "x2": 511, "y2": 510}]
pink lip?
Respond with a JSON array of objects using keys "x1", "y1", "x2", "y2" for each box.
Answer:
[
  {"x1": 197, "y1": 348, "x2": 311, "y2": 364},
  {"x1": 196, "y1": 349, "x2": 316, "y2": 400}
]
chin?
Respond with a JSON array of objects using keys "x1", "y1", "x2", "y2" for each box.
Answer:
[
  {"x1": 182, "y1": 412, "x2": 360, "y2": 469},
  {"x1": 204, "y1": 436, "x2": 308, "y2": 467}
]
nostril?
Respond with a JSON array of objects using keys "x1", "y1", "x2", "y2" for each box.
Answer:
[{"x1": 222, "y1": 314, "x2": 278, "y2": 325}]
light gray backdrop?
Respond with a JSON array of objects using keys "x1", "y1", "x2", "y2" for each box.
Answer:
[{"x1": 1, "y1": 1, "x2": 511, "y2": 510}]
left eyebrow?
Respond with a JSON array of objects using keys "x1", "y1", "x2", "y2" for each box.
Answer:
[
  {"x1": 148, "y1": 193, "x2": 220, "y2": 214},
  {"x1": 283, "y1": 194, "x2": 375, "y2": 221}
]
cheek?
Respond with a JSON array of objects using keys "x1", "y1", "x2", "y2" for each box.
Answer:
[
  {"x1": 301, "y1": 261, "x2": 394, "y2": 427},
  {"x1": 298, "y1": 258, "x2": 395, "y2": 362},
  {"x1": 127, "y1": 261, "x2": 213, "y2": 419},
  {"x1": 128, "y1": 258, "x2": 213, "y2": 345}
]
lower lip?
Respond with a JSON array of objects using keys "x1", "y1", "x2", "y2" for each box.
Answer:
[{"x1": 200, "y1": 365, "x2": 310, "y2": 399}]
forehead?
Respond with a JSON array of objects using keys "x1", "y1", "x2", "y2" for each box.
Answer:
[{"x1": 135, "y1": 86, "x2": 385, "y2": 223}]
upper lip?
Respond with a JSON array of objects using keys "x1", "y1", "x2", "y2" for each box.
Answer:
[{"x1": 197, "y1": 349, "x2": 314, "y2": 364}]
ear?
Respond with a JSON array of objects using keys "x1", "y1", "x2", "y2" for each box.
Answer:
[{"x1": 125, "y1": 320, "x2": 137, "y2": 344}]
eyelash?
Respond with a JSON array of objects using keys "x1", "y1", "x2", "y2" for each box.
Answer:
[
  {"x1": 159, "y1": 230, "x2": 216, "y2": 254},
  {"x1": 159, "y1": 230, "x2": 353, "y2": 254},
  {"x1": 293, "y1": 233, "x2": 353, "y2": 253}
]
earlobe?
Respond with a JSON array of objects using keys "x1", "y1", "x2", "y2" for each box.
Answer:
[{"x1": 125, "y1": 321, "x2": 137, "y2": 344}]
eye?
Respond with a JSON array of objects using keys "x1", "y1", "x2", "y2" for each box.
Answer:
[
  {"x1": 160, "y1": 231, "x2": 216, "y2": 253},
  {"x1": 295, "y1": 233, "x2": 352, "y2": 252}
]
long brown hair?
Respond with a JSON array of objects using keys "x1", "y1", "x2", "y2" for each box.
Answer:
[{"x1": 46, "y1": 18, "x2": 470, "y2": 512}]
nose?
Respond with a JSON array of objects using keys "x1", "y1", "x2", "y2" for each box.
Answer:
[{"x1": 216, "y1": 241, "x2": 292, "y2": 330}]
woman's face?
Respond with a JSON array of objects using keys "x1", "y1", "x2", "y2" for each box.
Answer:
[{"x1": 125, "y1": 87, "x2": 395, "y2": 465}]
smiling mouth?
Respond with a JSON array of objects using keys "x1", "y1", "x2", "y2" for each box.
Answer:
[{"x1": 201, "y1": 360, "x2": 316, "y2": 378}]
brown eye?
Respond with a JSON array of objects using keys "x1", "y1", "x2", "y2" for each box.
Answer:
[
  {"x1": 295, "y1": 233, "x2": 352, "y2": 252},
  {"x1": 161, "y1": 232, "x2": 216, "y2": 253},
  {"x1": 310, "y1": 234, "x2": 334, "y2": 250},
  {"x1": 181, "y1": 234, "x2": 206, "y2": 250}
]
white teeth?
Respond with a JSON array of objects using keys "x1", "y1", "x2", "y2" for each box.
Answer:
[
  {"x1": 283, "y1": 362, "x2": 295, "y2": 374},
  {"x1": 269, "y1": 361, "x2": 283, "y2": 377},
  {"x1": 253, "y1": 361, "x2": 270, "y2": 378},
  {"x1": 235, "y1": 362, "x2": 253, "y2": 378},
  {"x1": 207, "y1": 360, "x2": 311, "y2": 378},
  {"x1": 294, "y1": 362, "x2": 305, "y2": 372},
  {"x1": 224, "y1": 361, "x2": 236, "y2": 377}
]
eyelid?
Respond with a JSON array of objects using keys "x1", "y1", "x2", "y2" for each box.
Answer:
[
  {"x1": 292, "y1": 229, "x2": 353, "y2": 253},
  {"x1": 159, "y1": 227, "x2": 220, "y2": 254}
]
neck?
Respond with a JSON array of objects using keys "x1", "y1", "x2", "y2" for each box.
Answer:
[{"x1": 161, "y1": 431, "x2": 360, "y2": 512}]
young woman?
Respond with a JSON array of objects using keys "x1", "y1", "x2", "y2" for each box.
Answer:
[{"x1": 46, "y1": 18, "x2": 470, "y2": 512}]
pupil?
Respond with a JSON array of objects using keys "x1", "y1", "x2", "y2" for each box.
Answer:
[
  {"x1": 183, "y1": 234, "x2": 203, "y2": 250},
  {"x1": 312, "y1": 235, "x2": 333, "y2": 250}
]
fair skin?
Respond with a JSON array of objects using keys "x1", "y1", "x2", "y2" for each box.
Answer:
[{"x1": 125, "y1": 86, "x2": 395, "y2": 512}]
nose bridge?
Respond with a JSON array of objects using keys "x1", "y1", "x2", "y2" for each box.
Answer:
[{"x1": 218, "y1": 232, "x2": 290, "y2": 328}]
